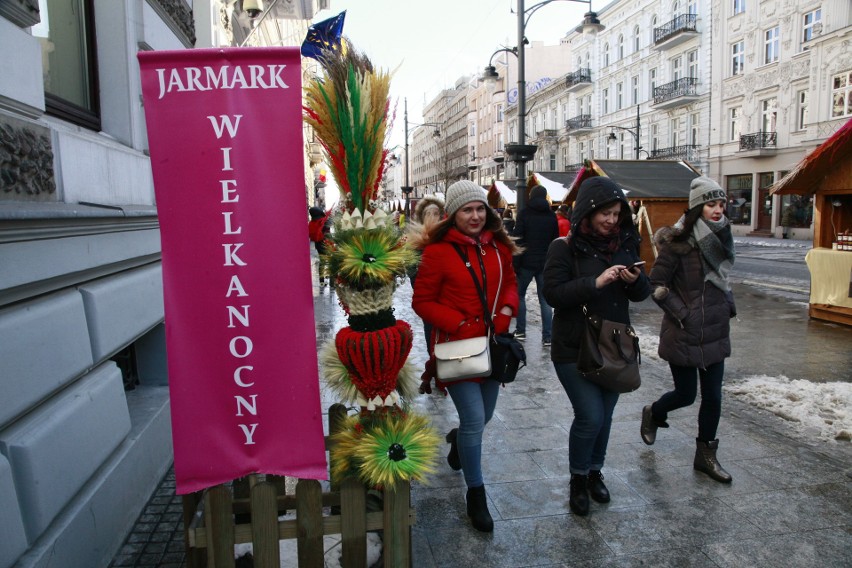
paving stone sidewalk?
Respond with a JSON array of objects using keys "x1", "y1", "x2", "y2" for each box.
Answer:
[{"x1": 111, "y1": 246, "x2": 852, "y2": 568}]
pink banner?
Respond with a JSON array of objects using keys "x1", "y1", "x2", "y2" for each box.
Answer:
[{"x1": 138, "y1": 47, "x2": 327, "y2": 494}]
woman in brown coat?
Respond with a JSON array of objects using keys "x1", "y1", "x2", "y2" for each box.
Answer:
[{"x1": 640, "y1": 177, "x2": 737, "y2": 483}]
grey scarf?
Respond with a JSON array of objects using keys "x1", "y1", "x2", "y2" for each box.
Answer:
[{"x1": 690, "y1": 217, "x2": 735, "y2": 291}]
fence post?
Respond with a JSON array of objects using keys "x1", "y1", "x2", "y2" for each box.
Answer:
[
  {"x1": 382, "y1": 482, "x2": 411, "y2": 568},
  {"x1": 340, "y1": 476, "x2": 367, "y2": 568},
  {"x1": 295, "y1": 479, "x2": 324, "y2": 568},
  {"x1": 182, "y1": 491, "x2": 205, "y2": 568},
  {"x1": 250, "y1": 481, "x2": 281, "y2": 568},
  {"x1": 205, "y1": 485, "x2": 236, "y2": 568}
]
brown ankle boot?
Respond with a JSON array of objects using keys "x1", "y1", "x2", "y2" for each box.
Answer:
[{"x1": 694, "y1": 439, "x2": 732, "y2": 483}]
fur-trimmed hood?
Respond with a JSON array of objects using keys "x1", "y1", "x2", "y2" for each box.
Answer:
[
  {"x1": 653, "y1": 225, "x2": 694, "y2": 256},
  {"x1": 413, "y1": 194, "x2": 445, "y2": 224}
]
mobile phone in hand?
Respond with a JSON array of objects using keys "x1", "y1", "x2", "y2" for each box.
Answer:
[{"x1": 624, "y1": 261, "x2": 646, "y2": 271}]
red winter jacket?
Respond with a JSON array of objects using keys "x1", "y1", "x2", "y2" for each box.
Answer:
[{"x1": 413, "y1": 228, "x2": 518, "y2": 348}]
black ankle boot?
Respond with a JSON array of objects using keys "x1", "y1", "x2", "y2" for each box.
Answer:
[
  {"x1": 694, "y1": 439, "x2": 732, "y2": 483},
  {"x1": 569, "y1": 474, "x2": 589, "y2": 516},
  {"x1": 587, "y1": 470, "x2": 610, "y2": 503},
  {"x1": 445, "y1": 429, "x2": 461, "y2": 471},
  {"x1": 466, "y1": 485, "x2": 494, "y2": 532},
  {"x1": 640, "y1": 404, "x2": 669, "y2": 445}
]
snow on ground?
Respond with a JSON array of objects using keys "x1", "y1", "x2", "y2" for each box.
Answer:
[
  {"x1": 234, "y1": 512, "x2": 382, "y2": 568},
  {"x1": 725, "y1": 375, "x2": 852, "y2": 442},
  {"x1": 635, "y1": 325, "x2": 851, "y2": 444}
]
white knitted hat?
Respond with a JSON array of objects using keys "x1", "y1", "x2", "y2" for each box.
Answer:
[
  {"x1": 445, "y1": 180, "x2": 488, "y2": 216},
  {"x1": 689, "y1": 176, "x2": 726, "y2": 210}
]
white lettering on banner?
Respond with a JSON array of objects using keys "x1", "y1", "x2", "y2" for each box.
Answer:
[
  {"x1": 157, "y1": 66, "x2": 289, "y2": 99},
  {"x1": 208, "y1": 113, "x2": 263, "y2": 446},
  {"x1": 209, "y1": 115, "x2": 243, "y2": 139},
  {"x1": 238, "y1": 423, "x2": 259, "y2": 445},
  {"x1": 225, "y1": 275, "x2": 248, "y2": 296},
  {"x1": 223, "y1": 211, "x2": 242, "y2": 235},
  {"x1": 234, "y1": 366, "x2": 255, "y2": 387}
]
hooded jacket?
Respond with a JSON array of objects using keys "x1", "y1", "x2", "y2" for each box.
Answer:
[
  {"x1": 512, "y1": 185, "x2": 559, "y2": 271},
  {"x1": 542, "y1": 177, "x2": 650, "y2": 363},
  {"x1": 649, "y1": 224, "x2": 735, "y2": 368},
  {"x1": 413, "y1": 195, "x2": 445, "y2": 224}
]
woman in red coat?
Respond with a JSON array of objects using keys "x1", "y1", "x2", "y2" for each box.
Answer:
[{"x1": 412, "y1": 180, "x2": 519, "y2": 532}]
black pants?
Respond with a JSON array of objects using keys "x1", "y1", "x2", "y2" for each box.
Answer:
[{"x1": 651, "y1": 361, "x2": 724, "y2": 441}]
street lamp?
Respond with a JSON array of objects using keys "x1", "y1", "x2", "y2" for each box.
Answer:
[
  {"x1": 607, "y1": 105, "x2": 643, "y2": 159},
  {"x1": 402, "y1": 97, "x2": 442, "y2": 212},
  {"x1": 482, "y1": 0, "x2": 604, "y2": 212}
]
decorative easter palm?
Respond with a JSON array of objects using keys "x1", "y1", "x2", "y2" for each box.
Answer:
[{"x1": 304, "y1": 41, "x2": 439, "y2": 488}]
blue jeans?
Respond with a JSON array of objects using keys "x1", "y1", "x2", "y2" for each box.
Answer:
[
  {"x1": 652, "y1": 362, "x2": 724, "y2": 441},
  {"x1": 515, "y1": 267, "x2": 553, "y2": 341},
  {"x1": 446, "y1": 379, "x2": 501, "y2": 487},
  {"x1": 554, "y1": 362, "x2": 619, "y2": 475}
]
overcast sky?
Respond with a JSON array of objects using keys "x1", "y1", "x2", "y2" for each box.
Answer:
[{"x1": 313, "y1": 0, "x2": 595, "y2": 148}]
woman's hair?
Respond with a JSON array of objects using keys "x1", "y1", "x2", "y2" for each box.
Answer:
[
  {"x1": 420, "y1": 203, "x2": 520, "y2": 254},
  {"x1": 671, "y1": 205, "x2": 704, "y2": 242}
]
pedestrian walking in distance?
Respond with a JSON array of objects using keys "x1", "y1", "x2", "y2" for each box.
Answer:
[
  {"x1": 542, "y1": 177, "x2": 650, "y2": 516},
  {"x1": 640, "y1": 176, "x2": 737, "y2": 483},
  {"x1": 556, "y1": 204, "x2": 571, "y2": 237},
  {"x1": 412, "y1": 180, "x2": 519, "y2": 532},
  {"x1": 511, "y1": 185, "x2": 559, "y2": 346}
]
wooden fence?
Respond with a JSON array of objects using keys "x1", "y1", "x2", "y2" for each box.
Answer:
[{"x1": 181, "y1": 404, "x2": 415, "y2": 568}]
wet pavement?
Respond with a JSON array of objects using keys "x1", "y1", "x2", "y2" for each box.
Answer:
[{"x1": 111, "y1": 239, "x2": 852, "y2": 568}]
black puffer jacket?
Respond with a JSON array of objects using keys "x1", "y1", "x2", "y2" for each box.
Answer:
[
  {"x1": 542, "y1": 178, "x2": 650, "y2": 363},
  {"x1": 650, "y1": 225, "x2": 735, "y2": 368},
  {"x1": 512, "y1": 186, "x2": 559, "y2": 271}
]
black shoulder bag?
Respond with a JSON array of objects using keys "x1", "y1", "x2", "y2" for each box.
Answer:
[{"x1": 575, "y1": 256, "x2": 641, "y2": 393}]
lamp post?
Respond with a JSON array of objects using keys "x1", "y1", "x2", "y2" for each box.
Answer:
[
  {"x1": 402, "y1": 98, "x2": 442, "y2": 214},
  {"x1": 483, "y1": 0, "x2": 603, "y2": 212},
  {"x1": 607, "y1": 105, "x2": 643, "y2": 159}
]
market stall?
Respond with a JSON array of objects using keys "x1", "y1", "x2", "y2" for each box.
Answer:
[{"x1": 771, "y1": 118, "x2": 852, "y2": 326}]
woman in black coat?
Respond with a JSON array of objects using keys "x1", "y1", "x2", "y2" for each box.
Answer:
[
  {"x1": 639, "y1": 176, "x2": 736, "y2": 483},
  {"x1": 542, "y1": 177, "x2": 650, "y2": 516}
]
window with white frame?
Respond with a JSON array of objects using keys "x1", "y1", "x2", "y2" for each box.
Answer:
[
  {"x1": 633, "y1": 25, "x2": 640, "y2": 52},
  {"x1": 831, "y1": 71, "x2": 852, "y2": 119},
  {"x1": 670, "y1": 118, "x2": 680, "y2": 146},
  {"x1": 585, "y1": 95, "x2": 592, "y2": 115},
  {"x1": 649, "y1": 68, "x2": 657, "y2": 100},
  {"x1": 585, "y1": 51, "x2": 590, "y2": 69},
  {"x1": 616, "y1": 82, "x2": 623, "y2": 110},
  {"x1": 802, "y1": 8, "x2": 822, "y2": 50},
  {"x1": 562, "y1": 102, "x2": 568, "y2": 124},
  {"x1": 604, "y1": 43, "x2": 610, "y2": 66},
  {"x1": 551, "y1": 107, "x2": 558, "y2": 129},
  {"x1": 498, "y1": 132, "x2": 504, "y2": 151},
  {"x1": 603, "y1": 88, "x2": 609, "y2": 114},
  {"x1": 729, "y1": 107, "x2": 741, "y2": 141},
  {"x1": 672, "y1": 56, "x2": 682, "y2": 81},
  {"x1": 687, "y1": 50, "x2": 698, "y2": 78},
  {"x1": 619, "y1": 132, "x2": 626, "y2": 159},
  {"x1": 733, "y1": 0, "x2": 745, "y2": 15},
  {"x1": 761, "y1": 98, "x2": 777, "y2": 132},
  {"x1": 650, "y1": 16, "x2": 657, "y2": 45},
  {"x1": 731, "y1": 41, "x2": 745, "y2": 76},
  {"x1": 549, "y1": 154, "x2": 557, "y2": 170},
  {"x1": 797, "y1": 90, "x2": 808, "y2": 130},
  {"x1": 764, "y1": 26, "x2": 779, "y2": 64},
  {"x1": 690, "y1": 112, "x2": 699, "y2": 145},
  {"x1": 562, "y1": 146, "x2": 569, "y2": 169},
  {"x1": 688, "y1": 0, "x2": 697, "y2": 14},
  {"x1": 509, "y1": 123, "x2": 515, "y2": 142},
  {"x1": 632, "y1": 76, "x2": 639, "y2": 105},
  {"x1": 651, "y1": 123, "x2": 659, "y2": 150},
  {"x1": 618, "y1": 34, "x2": 625, "y2": 60},
  {"x1": 671, "y1": 0, "x2": 681, "y2": 18},
  {"x1": 497, "y1": 104, "x2": 504, "y2": 122},
  {"x1": 579, "y1": 141, "x2": 586, "y2": 162},
  {"x1": 532, "y1": 114, "x2": 538, "y2": 136}
]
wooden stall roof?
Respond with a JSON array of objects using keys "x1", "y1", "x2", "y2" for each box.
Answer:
[
  {"x1": 770, "y1": 118, "x2": 852, "y2": 196},
  {"x1": 562, "y1": 159, "x2": 701, "y2": 202}
]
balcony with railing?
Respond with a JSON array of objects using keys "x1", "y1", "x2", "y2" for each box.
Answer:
[
  {"x1": 652, "y1": 77, "x2": 700, "y2": 109},
  {"x1": 654, "y1": 13, "x2": 699, "y2": 50},
  {"x1": 648, "y1": 144, "x2": 700, "y2": 162},
  {"x1": 565, "y1": 114, "x2": 593, "y2": 134},
  {"x1": 565, "y1": 68, "x2": 592, "y2": 92},
  {"x1": 738, "y1": 131, "x2": 777, "y2": 157}
]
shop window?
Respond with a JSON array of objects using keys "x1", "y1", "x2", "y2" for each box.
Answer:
[
  {"x1": 727, "y1": 174, "x2": 752, "y2": 225},
  {"x1": 779, "y1": 194, "x2": 813, "y2": 229},
  {"x1": 33, "y1": 0, "x2": 100, "y2": 130}
]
